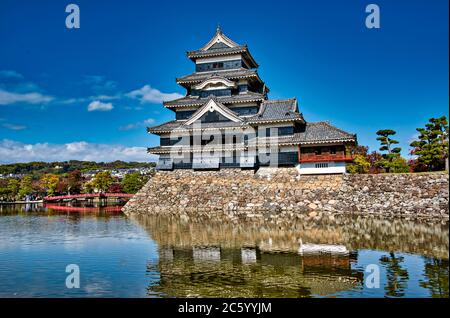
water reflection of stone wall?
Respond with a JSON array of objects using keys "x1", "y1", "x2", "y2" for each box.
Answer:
[
  {"x1": 133, "y1": 214, "x2": 448, "y2": 297},
  {"x1": 123, "y1": 170, "x2": 449, "y2": 220},
  {"x1": 147, "y1": 247, "x2": 362, "y2": 298},
  {"x1": 132, "y1": 214, "x2": 449, "y2": 260}
]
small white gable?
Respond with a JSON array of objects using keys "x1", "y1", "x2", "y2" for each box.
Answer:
[{"x1": 184, "y1": 99, "x2": 243, "y2": 125}]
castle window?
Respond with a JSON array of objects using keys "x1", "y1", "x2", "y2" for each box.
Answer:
[
  {"x1": 315, "y1": 163, "x2": 329, "y2": 168},
  {"x1": 212, "y1": 62, "x2": 224, "y2": 69},
  {"x1": 199, "y1": 89, "x2": 231, "y2": 98},
  {"x1": 195, "y1": 60, "x2": 242, "y2": 72},
  {"x1": 278, "y1": 126, "x2": 294, "y2": 136}
]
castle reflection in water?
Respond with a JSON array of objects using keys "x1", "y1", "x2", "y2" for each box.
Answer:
[{"x1": 132, "y1": 214, "x2": 449, "y2": 298}]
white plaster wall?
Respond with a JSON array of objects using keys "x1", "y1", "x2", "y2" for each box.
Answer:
[{"x1": 297, "y1": 161, "x2": 346, "y2": 174}]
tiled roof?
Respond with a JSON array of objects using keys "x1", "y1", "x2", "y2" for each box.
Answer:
[
  {"x1": 176, "y1": 69, "x2": 261, "y2": 85},
  {"x1": 148, "y1": 98, "x2": 304, "y2": 133},
  {"x1": 148, "y1": 120, "x2": 248, "y2": 134},
  {"x1": 247, "y1": 99, "x2": 304, "y2": 123},
  {"x1": 187, "y1": 46, "x2": 258, "y2": 68},
  {"x1": 256, "y1": 122, "x2": 355, "y2": 144},
  {"x1": 293, "y1": 122, "x2": 356, "y2": 143},
  {"x1": 164, "y1": 92, "x2": 266, "y2": 108},
  {"x1": 148, "y1": 121, "x2": 356, "y2": 149},
  {"x1": 188, "y1": 45, "x2": 247, "y2": 58}
]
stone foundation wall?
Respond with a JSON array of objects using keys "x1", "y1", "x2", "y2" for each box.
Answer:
[{"x1": 122, "y1": 168, "x2": 449, "y2": 220}]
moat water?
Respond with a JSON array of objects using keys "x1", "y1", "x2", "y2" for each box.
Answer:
[{"x1": 0, "y1": 204, "x2": 448, "y2": 298}]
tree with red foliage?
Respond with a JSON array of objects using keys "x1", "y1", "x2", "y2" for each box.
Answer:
[
  {"x1": 367, "y1": 151, "x2": 383, "y2": 174},
  {"x1": 108, "y1": 183, "x2": 123, "y2": 193},
  {"x1": 68, "y1": 170, "x2": 82, "y2": 194}
]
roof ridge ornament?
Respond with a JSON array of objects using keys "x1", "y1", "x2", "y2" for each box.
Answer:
[{"x1": 199, "y1": 27, "x2": 239, "y2": 51}]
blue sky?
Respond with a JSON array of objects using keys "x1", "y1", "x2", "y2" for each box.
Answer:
[{"x1": 0, "y1": 0, "x2": 448, "y2": 163}]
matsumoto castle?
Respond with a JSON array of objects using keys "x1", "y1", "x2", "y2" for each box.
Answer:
[{"x1": 148, "y1": 27, "x2": 357, "y2": 174}]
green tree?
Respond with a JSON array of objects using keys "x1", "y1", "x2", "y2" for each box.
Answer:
[
  {"x1": 91, "y1": 171, "x2": 114, "y2": 193},
  {"x1": 380, "y1": 252, "x2": 409, "y2": 297},
  {"x1": 410, "y1": 116, "x2": 449, "y2": 171},
  {"x1": 0, "y1": 180, "x2": 9, "y2": 200},
  {"x1": 83, "y1": 181, "x2": 95, "y2": 194},
  {"x1": 389, "y1": 156, "x2": 410, "y2": 173},
  {"x1": 419, "y1": 258, "x2": 449, "y2": 298},
  {"x1": 40, "y1": 174, "x2": 60, "y2": 196},
  {"x1": 121, "y1": 173, "x2": 149, "y2": 194},
  {"x1": 376, "y1": 129, "x2": 403, "y2": 172},
  {"x1": 0, "y1": 178, "x2": 20, "y2": 201},
  {"x1": 7, "y1": 179, "x2": 20, "y2": 199},
  {"x1": 347, "y1": 154, "x2": 370, "y2": 174},
  {"x1": 18, "y1": 175, "x2": 34, "y2": 199}
]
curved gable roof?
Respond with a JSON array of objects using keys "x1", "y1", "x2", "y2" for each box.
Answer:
[
  {"x1": 199, "y1": 27, "x2": 239, "y2": 51},
  {"x1": 183, "y1": 98, "x2": 243, "y2": 126}
]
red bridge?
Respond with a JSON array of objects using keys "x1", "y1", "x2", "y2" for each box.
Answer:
[
  {"x1": 44, "y1": 193, "x2": 134, "y2": 202},
  {"x1": 44, "y1": 204, "x2": 124, "y2": 213}
]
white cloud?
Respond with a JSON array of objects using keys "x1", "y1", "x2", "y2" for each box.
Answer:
[
  {"x1": 87, "y1": 100, "x2": 113, "y2": 112},
  {"x1": 0, "y1": 88, "x2": 54, "y2": 105},
  {"x1": 119, "y1": 118, "x2": 155, "y2": 131},
  {"x1": 0, "y1": 71, "x2": 178, "y2": 112},
  {"x1": 127, "y1": 85, "x2": 182, "y2": 104},
  {"x1": 2, "y1": 123, "x2": 26, "y2": 130},
  {"x1": 0, "y1": 139, "x2": 157, "y2": 163},
  {"x1": 60, "y1": 94, "x2": 119, "y2": 105}
]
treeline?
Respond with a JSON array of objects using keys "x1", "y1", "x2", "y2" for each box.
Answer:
[
  {"x1": 0, "y1": 160, "x2": 156, "y2": 176},
  {"x1": 0, "y1": 170, "x2": 151, "y2": 202},
  {"x1": 348, "y1": 116, "x2": 449, "y2": 174}
]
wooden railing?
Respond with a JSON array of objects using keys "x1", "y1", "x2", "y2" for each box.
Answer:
[{"x1": 299, "y1": 155, "x2": 353, "y2": 163}]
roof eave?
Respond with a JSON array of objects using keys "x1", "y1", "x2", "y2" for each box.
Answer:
[
  {"x1": 164, "y1": 96, "x2": 266, "y2": 108},
  {"x1": 176, "y1": 74, "x2": 264, "y2": 88},
  {"x1": 248, "y1": 117, "x2": 305, "y2": 125}
]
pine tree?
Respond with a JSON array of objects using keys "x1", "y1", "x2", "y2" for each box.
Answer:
[
  {"x1": 410, "y1": 116, "x2": 449, "y2": 171},
  {"x1": 376, "y1": 129, "x2": 402, "y2": 172}
]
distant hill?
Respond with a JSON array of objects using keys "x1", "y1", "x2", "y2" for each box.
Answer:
[{"x1": 0, "y1": 160, "x2": 155, "y2": 176}]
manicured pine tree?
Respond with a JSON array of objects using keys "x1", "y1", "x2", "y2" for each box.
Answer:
[
  {"x1": 410, "y1": 116, "x2": 449, "y2": 171},
  {"x1": 376, "y1": 129, "x2": 402, "y2": 172}
]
